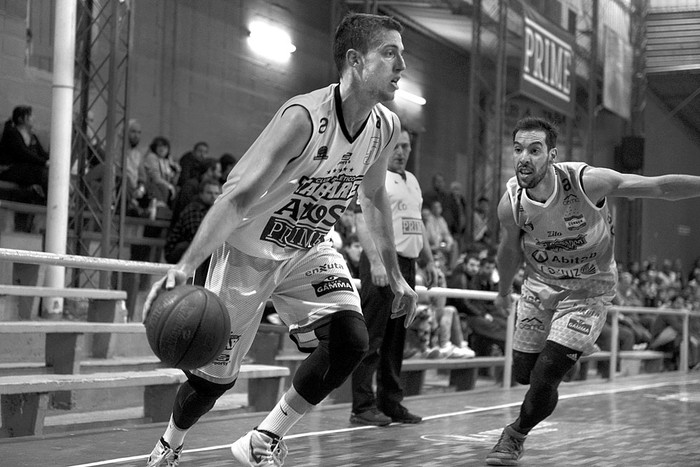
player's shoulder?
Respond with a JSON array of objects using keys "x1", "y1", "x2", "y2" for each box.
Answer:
[
  {"x1": 374, "y1": 103, "x2": 399, "y2": 131},
  {"x1": 282, "y1": 85, "x2": 335, "y2": 117}
]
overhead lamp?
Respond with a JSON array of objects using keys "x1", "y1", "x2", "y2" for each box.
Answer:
[
  {"x1": 396, "y1": 88, "x2": 426, "y2": 106},
  {"x1": 248, "y1": 20, "x2": 296, "y2": 63}
]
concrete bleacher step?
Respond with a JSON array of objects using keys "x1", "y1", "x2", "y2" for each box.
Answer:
[{"x1": 43, "y1": 392, "x2": 250, "y2": 434}]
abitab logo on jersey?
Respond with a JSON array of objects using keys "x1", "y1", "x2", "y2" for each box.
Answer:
[{"x1": 312, "y1": 275, "x2": 354, "y2": 297}]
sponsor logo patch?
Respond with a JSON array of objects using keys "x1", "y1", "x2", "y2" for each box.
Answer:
[
  {"x1": 314, "y1": 146, "x2": 328, "y2": 160},
  {"x1": 566, "y1": 318, "x2": 592, "y2": 335},
  {"x1": 519, "y1": 317, "x2": 546, "y2": 332},
  {"x1": 312, "y1": 275, "x2": 354, "y2": 296},
  {"x1": 564, "y1": 214, "x2": 587, "y2": 231}
]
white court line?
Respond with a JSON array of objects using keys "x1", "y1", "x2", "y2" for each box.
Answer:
[{"x1": 67, "y1": 377, "x2": 700, "y2": 467}]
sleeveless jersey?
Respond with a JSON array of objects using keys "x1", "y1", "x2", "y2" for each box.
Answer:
[
  {"x1": 386, "y1": 170, "x2": 424, "y2": 258},
  {"x1": 222, "y1": 84, "x2": 396, "y2": 260},
  {"x1": 505, "y1": 161, "x2": 617, "y2": 295}
]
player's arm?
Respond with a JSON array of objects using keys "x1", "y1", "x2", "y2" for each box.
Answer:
[
  {"x1": 160, "y1": 106, "x2": 312, "y2": 290},
  {"x1": 354, "y1": 200, "x2": 388, "y2": 287},
  {"x1": 495, "y1": 192, "x2": 524, "y2": 310},
  {"x1": 583, "y1": 166, "x2": 700, "y2": 205},
  {"x1": 357, "y1": 118, "x2": 418, "y2": 325}
]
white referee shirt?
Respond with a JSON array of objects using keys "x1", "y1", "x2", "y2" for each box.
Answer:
[{"x1": 386, "y1": 169, "x2": 424, "y2": 259}]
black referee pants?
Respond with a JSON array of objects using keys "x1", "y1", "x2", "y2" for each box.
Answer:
[{"x1": 351, "y1": 252, "x2": 415, "y2": 414}]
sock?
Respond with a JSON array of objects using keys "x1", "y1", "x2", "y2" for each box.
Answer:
[
  {"x1": 162, "y1": 415, "x2": 189, "y2": 448},
  {"x1": 257, "y1": 396, "x2": 305, "y2": 438}
]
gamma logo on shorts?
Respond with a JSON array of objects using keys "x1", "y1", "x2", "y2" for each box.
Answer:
[
  {"x1": 566, "y1": 318, "x2": 591, "y2": 335},
  {"x1": 312, "y1": 275, "x2": 353, "y2": 296}
]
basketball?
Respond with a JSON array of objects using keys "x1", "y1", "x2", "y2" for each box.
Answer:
[{"x1": 144, "y1": 284, "x2": 230, "y2": 370}]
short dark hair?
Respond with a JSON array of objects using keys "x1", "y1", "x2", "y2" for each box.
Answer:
[
  {"x1": 193, "y1": 141, "x2": 208, "y2": 150},
  {"x1": 11, "y1": 106, "x2": 32, "y2": 126},
  {"x1": 198, "y1": 158, "x2": 219, "y2": 177},
  {"x1": 149, "y1": 136, "x2": 170, "y2": 154},
  {"x1": 512, "y1": 116, "x2": 558, "y2": 150},
  {"x1": 219, "y1": 153, "x2": 237, "y2": 169},
  {"x1": 333, "y1": 13, "x2": 403, "y2": 74}
]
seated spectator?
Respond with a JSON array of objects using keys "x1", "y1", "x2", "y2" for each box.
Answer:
[
  {"x1": 164, "y1": 180, "x2": 221, "y2": 285},
  {"x1": 341, "y1": 233, "x2": 362, "y2": 279},
  {"x1": 422, "y1": 201, "x2": 456, "y2": 269},
  {"x1": 142, "y1": 136, "x2": 180, "y2": 208},
  {"x1": 447, "y1": 254, "x2": 508, "y2": 357},
  {"x1": 177, "y1": 141, "x2": 209, "y2": 187},
  {"x1": 0, "y1": 105, "x2": 49, "y2": 202},
  {"x1": 406, "y1": 251, "x2": 475, "y2": 359},
  {"x1": 124, "y1": 119, "x2": 149, "y2": 215},
  {"x1": 219, "y1": 153, "x2": 238, "y2": 184},
  {"x1": 170, "y1": 158, "x2": 221, "y2": 224}
]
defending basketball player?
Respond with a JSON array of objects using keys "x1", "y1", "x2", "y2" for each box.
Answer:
[
  {"x1": 486, "y1": 116, "x2": 700, "y2": 466},
  {"x1": 143, "y1": 13, "x2": 417, "y2": 467}
]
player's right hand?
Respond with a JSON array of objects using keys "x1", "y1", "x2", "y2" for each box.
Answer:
[
  {"x1": 142, "y1": 268, "x2": 188, "y2": 322},
  {"x1": 494, "y1": 292, "x2": 513, "y2": 313}
]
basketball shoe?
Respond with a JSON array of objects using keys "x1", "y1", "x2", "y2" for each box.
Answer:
[
  {"x1": 230, "y1": 429, "x2": 288, "y2": 466},
  {"x1": 486, "y1": 425, "x2": 526, "y2": 465},
  {"x1": 146, "y1": 437, "x2": 182, "y2": 467}
]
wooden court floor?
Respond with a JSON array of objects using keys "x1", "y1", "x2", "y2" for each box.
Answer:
[{"x1": 1, "y1": 371, "x2": 699, "y2": 466}]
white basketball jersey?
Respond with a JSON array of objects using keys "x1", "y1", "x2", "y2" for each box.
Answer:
[
  {"x1": 505, "y1": 162, "x2": 617, "y2": 294},
  {"x1": 221, "y1": 84, "x2": 397, "y2": 260}
]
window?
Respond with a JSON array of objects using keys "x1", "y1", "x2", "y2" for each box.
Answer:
[{"x1": 26, "y1": 0, "x2": 55, "y2": 71}]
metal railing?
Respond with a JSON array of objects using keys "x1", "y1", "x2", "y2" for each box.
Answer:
[{"x1": 0, "y1": 248, "x2": 695, "y2": 389}]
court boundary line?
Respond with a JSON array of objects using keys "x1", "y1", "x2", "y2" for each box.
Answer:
[{"x1": 66, "y1": 377, "x2": 700, "y2": 467}]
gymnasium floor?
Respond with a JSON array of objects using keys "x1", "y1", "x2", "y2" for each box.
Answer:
[{"x1": 1, "y1": 371, "x2": 698, "y2": 466}]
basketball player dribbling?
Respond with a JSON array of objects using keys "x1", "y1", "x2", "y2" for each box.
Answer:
[
  {"x1": 486, "y1": 116, "x2": 700, "y2": 466},
  {"x1": 143, "y1": 12, "x2": 418, "y2": 467}
]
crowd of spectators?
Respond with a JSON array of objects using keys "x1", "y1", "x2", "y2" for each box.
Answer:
[{"x1": 0, "y1": 106, "x2": 696, "y2": 370}]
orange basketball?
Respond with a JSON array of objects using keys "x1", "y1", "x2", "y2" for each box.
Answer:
[{"x1": 144, "y1": 285, "x2": 230, "y2": 370}]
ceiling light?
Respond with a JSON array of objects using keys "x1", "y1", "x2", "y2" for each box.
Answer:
[
  {"x1": 396, "y1": 88, "x2": 426, "y2": 106},
  {"x1": 248, "y1": 21, "x2": 296, "y2": 63}
]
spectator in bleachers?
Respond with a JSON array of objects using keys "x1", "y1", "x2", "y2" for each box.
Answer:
[
  {"x1": 0, "y1": 105, "x2": 49, "y2": 202},
  {"x1": 170, "y1": 158, "x2": 221, "y2": 225},
  {"x1": 422, "y1": 201, "x2": 456, "y2": 269},
  {"x1": 448, "y1": 180, "x2": 467, "y2": 250},
  {"x1": 124, "y1": 119, "x2": 148, "y2": 215},
  {"x1": 218, "y1": 152, "x2": 237, "y2": 184},
  {"x1": 177, "y1": 141, "x2": 209, "y2": 187},
  {"x1": 447, "y1": 253, "x2": 507, "y2": 357},
  {"x1": 142, "y1": 136, "x2": 180, "y2": 208},
  {"x1": 340, "y1": 233, "x2": 362, "y2": 279},
  {"x1": 473, "y1": 195, "x2": 494, "y2": 248},
  {"x1": 422, "y1": 251, "x2": 475, "y2": 358},
  {"x1": 164, "y1": 179, "x2": 222, "y2": 285},
  {"x1": 422, "y1": 173, "x2": 460, "y2": 241}
]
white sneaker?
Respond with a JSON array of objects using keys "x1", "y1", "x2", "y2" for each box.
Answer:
[
  {"x1": 146, "y1": 437, "x2": 182, "y2": 467},
  {"x1": 231, "y1": 429, "x2": 288, "y2": 466},
  {"x1": 450, "y1": 345, "x2": 476, "y2": 359}
]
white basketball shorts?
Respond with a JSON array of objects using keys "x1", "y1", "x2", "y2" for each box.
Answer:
[{"x1": 190, "y1": 240, "x2": 362, "y2": 384}]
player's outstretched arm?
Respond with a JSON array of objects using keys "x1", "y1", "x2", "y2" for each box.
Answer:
[{"x1": 583, "y1": 166, "x2": 700, "y2": 204}]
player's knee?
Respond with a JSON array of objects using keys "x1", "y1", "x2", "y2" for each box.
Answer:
[
  {"x1": 530, "y1": 341, "x2": 581, "y2": 387},
  {"x1": 329, "y1": 310, "x2": 368, "y2": 359},
  {"x1": 324, "y1": 311, "x2": 368, "y2": 386},
  {"x1": 185, "y1": 371, "x2": 236, "y2": 397},
  {"x1": 173, "y1": 372, "x2": 236, "y2": 428},
  {"x1": 512, "y1": 350, "x2": 539, "y2": 385}
]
